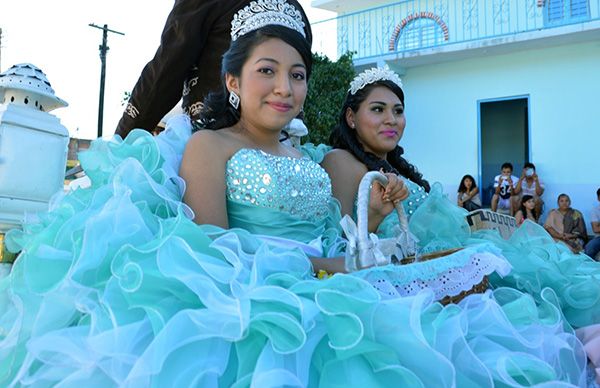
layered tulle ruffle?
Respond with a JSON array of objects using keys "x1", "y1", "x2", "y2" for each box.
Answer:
[
  {"x1": 375, "y1": 171, "x2": 600, "y2": 331},
  {"x1": 470, "y1": 221, "x2": 600, "y2": 329},
  {"x1": 0, "y1": 118, "x2": 589, "y2": 386}
]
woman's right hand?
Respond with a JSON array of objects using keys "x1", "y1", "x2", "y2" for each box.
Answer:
[
  {"x1": 369, "y1": 173, "x2": 406, "y2": 217},
  {"x1": 383, "y1": 172, "x2": 409, "y2": 203},
  {"x1": 366, "y1": 173, "x2": 406, "y2": 233}
]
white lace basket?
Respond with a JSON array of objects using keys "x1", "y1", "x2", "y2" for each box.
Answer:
[
  {"x1": 342, "y1": 172, "x2": 511, "y2": 304},
  {"x1": 341, "y1": 171, "x2": 417, "y2": 272}
]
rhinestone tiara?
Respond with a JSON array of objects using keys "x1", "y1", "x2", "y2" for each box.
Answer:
[
  {"x1": 348, "y1": 65, "x2": 403, "y2": 95},
  {"x1": 231, "y1": 0, "x2": 306, "y2": 41}
]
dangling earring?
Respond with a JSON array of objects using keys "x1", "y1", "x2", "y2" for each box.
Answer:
[{"x1": 229, "y1": 91, "x2": 240, "y2": 110}]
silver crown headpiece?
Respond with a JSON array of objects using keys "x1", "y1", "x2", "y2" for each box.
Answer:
[
  {"x1": 231, "y1": 0, "x2": 306, "y2": 41},
  {"x1": 348, "y1": 65, "x2": 403, "y2": 95}
]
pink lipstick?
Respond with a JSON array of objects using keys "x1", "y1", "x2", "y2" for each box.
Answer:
[{"x1": 268, "y1": 102, "x2": 292, "y2": 112}]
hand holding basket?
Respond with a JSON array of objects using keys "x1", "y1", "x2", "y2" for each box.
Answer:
[
  {"x1": 341, "y1": 171, "x2": 417, "y2": 272},
  {"x1": 342, "y1": 173, "x2": 511, "y2": 304}
]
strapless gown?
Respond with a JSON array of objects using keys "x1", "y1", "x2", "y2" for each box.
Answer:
[{"x1": 0, "y1": 116, "x2": 588, "y2": 386}]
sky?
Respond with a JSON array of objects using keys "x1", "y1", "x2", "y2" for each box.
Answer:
[{"x1": 0, "y1": 1, "x2": 335, "y2": 140}]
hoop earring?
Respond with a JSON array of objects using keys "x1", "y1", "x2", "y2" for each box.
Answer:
[{"x1": 229, "y1": 91, "x2": 240, "y2": 110}]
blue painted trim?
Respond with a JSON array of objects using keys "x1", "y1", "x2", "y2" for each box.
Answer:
[{"x1": 476, "y1": 94, "x2": 531, "y2": 201}]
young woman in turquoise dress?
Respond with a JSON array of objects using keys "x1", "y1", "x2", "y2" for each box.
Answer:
[
  {"x1": 322, "y1": 69, "x2": 429, "y2": 236},
  {"x1": 179, "y1": 21, "x2": 404, "y2": 275},
  {"x1": 323, "y1": 65, "x2": 600, "y2": 380},
  {"x1": 0, "y1": 2, "x2": 592, "y2": 385}
]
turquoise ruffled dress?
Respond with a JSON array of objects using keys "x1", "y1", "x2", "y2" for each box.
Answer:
[
  {"x1": 0, "y1": 116, "x2": 588, "y2": 386},
  {"x1": 373, "y1": 179, "x2": 600, "y2": 331}
]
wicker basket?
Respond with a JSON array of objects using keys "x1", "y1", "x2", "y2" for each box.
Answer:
[
  {"x1": 349, "y1": 172, "x2": 488, "y2": 305},
  {"x1": 439, "y1": 276, "x2": 489, "y2": 305},
  {"x1": 399, "y1": 247, "x2": 463, "y2": 265},
  {"x1": 0, "y1": 233, "x2": 16, "y2": 264}
]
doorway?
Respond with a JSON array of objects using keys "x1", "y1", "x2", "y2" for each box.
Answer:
[{"x1": 479, "y1": 97, "x2": 529, "y2": 207}]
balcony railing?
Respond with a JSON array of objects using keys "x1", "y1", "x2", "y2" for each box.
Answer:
[{"x1": 312, "y1": 0, "x2": 600, "y2": 61}]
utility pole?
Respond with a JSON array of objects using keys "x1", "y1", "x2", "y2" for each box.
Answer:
[{"x1": 89, "y1": 23, "x2": 124, "y2": 138}]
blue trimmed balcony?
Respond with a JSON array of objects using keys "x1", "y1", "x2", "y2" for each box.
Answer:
[{"x1": 311, "y1": 0, "x2": 600, "y2": 69}]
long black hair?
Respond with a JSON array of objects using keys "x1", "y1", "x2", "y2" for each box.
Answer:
[
  {"x1": 458, "y1": 174, "x2": 477, "y2": 193},
  {"x1": 519, "y1": 194, "x2": 537, "y2": 221},
  {"x1": 329, "y1": 80, "x2": 430, "y2": 192},
  {"x1": 198, "y1": 25, "x2": 312, "y2": 130}
]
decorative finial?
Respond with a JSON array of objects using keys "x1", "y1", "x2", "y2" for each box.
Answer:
[{"x1": 0, "y1": 63, "x2": 67, "y2": 112}]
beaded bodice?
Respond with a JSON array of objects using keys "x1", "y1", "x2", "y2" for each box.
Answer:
[
  {"x1": 403, "y1": 179, "x2": 428, "y2": 217},
  {"x1": 225, "y1": 148, "x2": 331, "y2": 220}
]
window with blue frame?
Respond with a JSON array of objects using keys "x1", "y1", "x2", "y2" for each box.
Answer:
[
  {"x1": 570, "y1": 0, "x2": 590, "y2": 17},
  {"x1": 546, "y1": 0, "x2": 589, "y2": 24},
  {"x1": 398, "y1": 18, "x2": 443, "y2": 50}
]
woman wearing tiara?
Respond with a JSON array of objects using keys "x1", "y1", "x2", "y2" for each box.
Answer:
[
  {"x1": 323, "y1": 65, "x2": 600, "y2": 339},
  {"x1": 322, "y1": 66, "x2": 430, "y2": 238},
  {"x1": 0, "y1": 1, "x2": 590, "y2": 386}
]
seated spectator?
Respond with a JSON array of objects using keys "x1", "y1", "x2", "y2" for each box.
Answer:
[
  {"x1": 544, "y1": 193, "x2": 587, "y2": 253},
  {"x1": 491, "y1": 162, "x2": 518, "y2": 215},
  {"x1": 513, "y1": 162, "x2": 545, "y2": 216},
  {"x1": 457, "y1": 174, "x2": 481, "y2": 211},
  {"x1": 514, "y1": 195, "x2": 538, "y2": 226},
  {"x1": 584, "y1": 187, "x2": 600, "y2": 260}
]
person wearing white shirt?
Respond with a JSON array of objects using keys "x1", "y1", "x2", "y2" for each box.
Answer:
[
  {"x1": 513, "y1": 162, "x2": 545, "y2": 216},
  {"x1": 491, "y1": 162, "x2": 518, "y2": 215}
]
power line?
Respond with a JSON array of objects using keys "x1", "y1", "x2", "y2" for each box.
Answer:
[{"x1": 89, "y1": 23, "x2": 124, "y2": 138}]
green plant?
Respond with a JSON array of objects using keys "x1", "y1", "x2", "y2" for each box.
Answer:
[{"x1": 303, "y1": 52, "x2": 355, "y2": 145}]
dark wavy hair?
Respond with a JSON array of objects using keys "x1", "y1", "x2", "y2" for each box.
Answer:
[
  {"x1": 558, "y1": 193, "x2": 570, "y2": 204},
  {"x1": 458, "y1": 174, "x2": 477, "y2": 193},
  {"x1": 198, "y1": 25, "x2": 312, "y2": 130},
  {"x1": 329, "y1": 80, "x2": 430, "y2": 192},
  {"x1": 519, "y1": 194, "x2": 537, "y2": 221}
]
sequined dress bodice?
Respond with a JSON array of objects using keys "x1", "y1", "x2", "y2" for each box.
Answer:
[
  {"x1": 403, "y1": 179, "x2": 429, "y2": 216},
  {"x1": 225, "y1": 148, "x2": 331, "y2": 221}
]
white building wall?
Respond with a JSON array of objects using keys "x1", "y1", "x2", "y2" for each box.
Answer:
[
  {"x1": 400, "y1": 40, "x2": 600, "y2": 227},
  {"x1": 312, "y1": 0, "x2": 390, "y2": 13}
]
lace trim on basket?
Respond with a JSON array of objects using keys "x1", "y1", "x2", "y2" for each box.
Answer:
[{"x1": 357, "y1": 249, "x2": 511, "y2": 301}]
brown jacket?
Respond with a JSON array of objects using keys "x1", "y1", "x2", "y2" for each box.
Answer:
[{"x1": 115, "y1": 0, "x2": 312, "y2": 138}]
